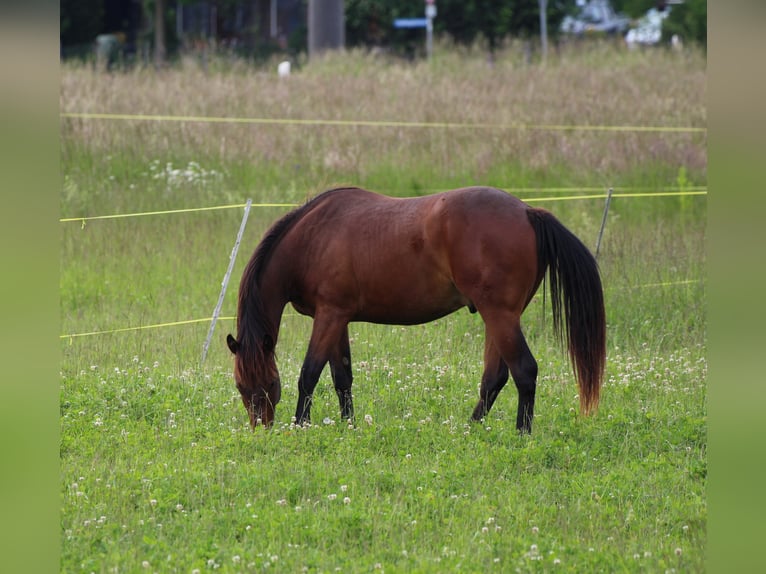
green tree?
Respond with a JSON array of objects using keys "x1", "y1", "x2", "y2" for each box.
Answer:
[
  {"x1": 437, "y1": 0, "x2": 568, "y2": 49},
  {"x1": 662, "y1": 0, "x2": 706, "y2": 48},
  {"x1": 346, "y1": 0, "x2": 419, "y2": 48},
  {"x1": 611, "y1": 0, "x2": 655, "y2": 18},
  {"x1": 435, "y1": 0, "x2": 514, "y2": 52},
  {"x1": 60, "y1": 0, "x2": 104, "y2": 47},
  {"x1": 347, "y1": 0, "x2": 569, "y2": 55}
]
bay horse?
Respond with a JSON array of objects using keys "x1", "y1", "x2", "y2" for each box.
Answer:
[{"x1": 227, "y1": 186, "x2": 605, "y2": 433}]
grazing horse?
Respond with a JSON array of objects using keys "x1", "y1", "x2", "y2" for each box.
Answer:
[{"x1": 227, "y1": 186, "x2": 605, "y2": 433}]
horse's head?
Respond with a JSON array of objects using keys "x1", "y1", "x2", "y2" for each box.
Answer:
[{"x1": 226, "y1": 333, "x2": 281, "y2": 428}]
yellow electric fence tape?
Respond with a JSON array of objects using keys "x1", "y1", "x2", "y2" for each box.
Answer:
[
  {"x1": 60, "y1": 314, "x2": 305, "y2": 341},
  {"x1": 59, "y1": 203, "x2": 296, "y2": 223},
  {"x1": 60, "y1": 189, "x2": 706, "y2": 223},
  {"x1": 62, "y1": 317, "x2": 230, "y2": 340},
  {"x1": 61, "y1": 111, "x2": 707, "y2": 134},
  {"x1": 59, "y1": 176, "x2": 707, "y2": 339},
  {"x1": 60, "y1": 279, "x2": 704, "y2": 341}
]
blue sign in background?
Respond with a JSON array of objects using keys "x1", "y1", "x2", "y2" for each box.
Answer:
[{"x1": 393, "y1": 18, "x2": 428, "y2": 29}]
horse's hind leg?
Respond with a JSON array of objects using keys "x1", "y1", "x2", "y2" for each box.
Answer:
[
  {"x1": 509, "y1": 329, "x2": 538, "y2": 433},
  {"x1": 471, "y1": 333, "x2": 509, "y2": 421},
  {"x1": 330, "y1": 326, "x2": 354, "y2": 422},
  {"x1": 478, "y1": 313, "x2": 538, "y2": 433}
]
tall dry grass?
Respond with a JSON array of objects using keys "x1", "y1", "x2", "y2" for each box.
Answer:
[{"x1": 61, "y1": 43, "x2": 706, "y2": 204}]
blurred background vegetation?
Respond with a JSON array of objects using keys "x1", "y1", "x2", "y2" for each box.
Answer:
[{"x1": 60, "y1": 0, "x2": 706, "y2": 67}]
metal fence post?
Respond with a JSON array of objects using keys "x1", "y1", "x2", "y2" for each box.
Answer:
[
  {"x1": 201, "y1": 199, "x2": 252, "y2": 364},
  {"x1": 595, "y1": 187, "x2": 613, "y2": 260}
]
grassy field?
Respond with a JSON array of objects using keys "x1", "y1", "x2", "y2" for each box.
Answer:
[{"x1": 60, "y1": 43, "x2": 706, "y2": 572}]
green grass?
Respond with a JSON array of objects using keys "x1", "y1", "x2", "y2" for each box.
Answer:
[
  {"x1": 60, "y1": 45, "x2": 706, "y2": 572},
  {"x1": 60, "y1": 327, "x2": 706, "y2": 572}
]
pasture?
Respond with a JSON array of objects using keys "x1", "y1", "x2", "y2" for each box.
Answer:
[{"x1": 60, "y1": 43, "x2": 706, "y2": 572}]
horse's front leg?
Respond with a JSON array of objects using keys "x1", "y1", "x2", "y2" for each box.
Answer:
[
  {"x1": 330, "y1": 326, "x2": 354, "y2": 422},
  {"x1": 294, "y1": 313, "x2": 349, "y2": 426},
  {"x1": 294, "y1": 356, "x2": 324, "y2": 426}
]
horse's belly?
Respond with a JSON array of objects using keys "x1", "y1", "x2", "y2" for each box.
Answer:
[
  {"x1": 352, "y1": 283, "x2": 470, "y2": 325},
  {"x1": 353, "y1": 304, "x2": 465, "y2": 326}
]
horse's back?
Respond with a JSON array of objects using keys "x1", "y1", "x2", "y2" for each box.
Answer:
[
  {"x1": 439, "y1": 186, "x2": 530, "y2": 217},
  {"x1": 281, "y1": 186, "x2": 540, "y2": 323},
  {"x1": 305, "y1": 186, "x2": 530, "y2": 227},
  {"x1": 300, "y1": 186, "x2": 533, "y2": 258}
]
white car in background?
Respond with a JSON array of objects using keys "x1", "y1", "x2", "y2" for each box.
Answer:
[
  {"x1": 560, "y1": 0, "x2": 631, "y2": 36},
  {"x1": 624, "y1": 2, "x2": 676, "y2": 47}
]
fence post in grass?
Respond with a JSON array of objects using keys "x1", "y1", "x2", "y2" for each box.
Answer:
[
  {"x1": 595, "y1": 187, "x2": 613, "y2": 260},
  {"x1": 201, "y1": 199, "x2": 252, "y2": 364}
]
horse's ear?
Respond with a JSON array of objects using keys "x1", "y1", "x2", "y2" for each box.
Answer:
[
  {"x1": 263, "y1": 334, "x2": 275, "y2": 353},
  {"x1": 226, "y1": 334, "x2": 240, "y2": 354}
]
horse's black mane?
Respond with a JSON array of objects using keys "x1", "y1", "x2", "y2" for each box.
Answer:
[{"x1": 234, "y1": 187, "x2": 359, "y2": 377}]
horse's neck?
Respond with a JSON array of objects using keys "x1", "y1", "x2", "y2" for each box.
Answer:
[{"x1": 258, "y1": 263, "x2": 289, "y2": 338}]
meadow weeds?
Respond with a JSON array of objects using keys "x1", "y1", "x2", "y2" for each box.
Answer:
[
  {"x1": 61, "y1": 336, "x2": 706, "y2": 572},
  {"x1": 61, "y1": 43, "x2": 705, "y2": 215},
  {"x1": 61, "y1": 44, "x2": 706, "y2": 572}
]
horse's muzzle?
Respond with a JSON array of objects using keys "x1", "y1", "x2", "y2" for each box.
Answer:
[{"x1": 246, "y1": 393, "x2": 278, "y2": 429}]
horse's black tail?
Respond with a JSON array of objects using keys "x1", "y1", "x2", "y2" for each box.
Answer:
[{"x1": 527, "y1": 208, "x2": 606, "y2": 414}]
